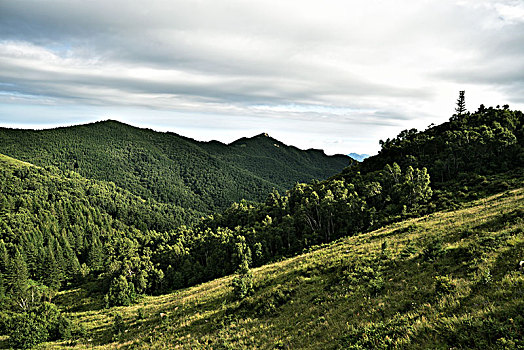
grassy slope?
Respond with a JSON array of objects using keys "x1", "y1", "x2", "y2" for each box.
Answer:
[
  {"x1": 0, "y1": 153, "x2": 35, "y2": 168},
  {"x1": 42, "y1": 188, "x2": 523, "y2": 349}
]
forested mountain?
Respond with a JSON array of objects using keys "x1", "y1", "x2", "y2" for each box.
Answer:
[
  {"x1": 0, "y1": 152, "x2": 195, "y2": 286},
  {"x1": 0, "y1": 120, "x2": 350, "y2": 213},
  {"x1": 0, "y1": 105, "x2": 522, "y2": 348}
]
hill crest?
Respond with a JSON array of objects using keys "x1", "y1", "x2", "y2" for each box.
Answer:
[{"x1": 0, "y1": 120, "x2": 351, "y2": 214}]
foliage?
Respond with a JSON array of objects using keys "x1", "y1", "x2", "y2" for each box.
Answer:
[
  {"x1": 5, "y1": 302, "x2": 72, "y2": 349},
  {"x1": 363, "y1": 105, "x2": 523, "y2": 189},
  {"x1": 39, "y1": 187, "x2": 524, "y2": 349},
  {"x1": 455, "y1": 90, "x2": 467, "y2": 116},
  {"x1": 0, "y1": 104, "x2": 522, "y2": 312},
  {"x1": 111, "y1": 311, "x2": 125, "y2": 339},
  {"x1": 434, "y1": 275, "x2": 456, "y2": 297},
  {"x1": 231, "y1": 269, "x2": 254, "y2": 300},
  {"x1": 0, "y1": 120, "x2": 350, "y2": 214},
  {"x1": 0, "y1": 103, "x2": 522, "y2": 348},
  {"x1": 106, "y1": 275, "x2": 136, "y2": 307}
]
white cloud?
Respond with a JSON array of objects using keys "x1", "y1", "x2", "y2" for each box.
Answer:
[{"x1": 0, "y1": 0, "x2": 523, "y2": 154}]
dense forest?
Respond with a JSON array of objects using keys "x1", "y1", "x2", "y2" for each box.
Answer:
[
  {"x1": 0, "y1": 121, "x2": 350, "y2": 213},
  {"x1": 0, "y1": 104, "x2": 522, "y2": 348}
]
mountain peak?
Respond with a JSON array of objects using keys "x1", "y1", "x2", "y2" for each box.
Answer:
[
  {"x1": 251, "y1": 132, "x2": 271, "y2": 139},
  {"x1": 348, "y1": 153, "x2": 370, "y2": 162}
]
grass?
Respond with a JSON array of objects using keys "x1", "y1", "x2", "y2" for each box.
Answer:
[
  {"x1": 0, "y1": 153, "x2": 35, "y2": 168},
  {"x1": 42, "y1": 188, "x2": 523, "y2": 349}
]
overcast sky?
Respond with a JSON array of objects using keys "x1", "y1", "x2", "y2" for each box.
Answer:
[{"x1": 1, "y1": 0, "x2": 523, "y2": 155}]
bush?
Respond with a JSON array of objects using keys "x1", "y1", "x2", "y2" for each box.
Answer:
[
  {"x1": 435, "y1": 275, "x2": 456, "y2": 297},
  {"x1": 368, "y1": 275, "x2": 385, "y2": 296},
  {"x1": 55, "y1": 315, "x2": 72, "y2": 340},
  {"x1": 7, "y1": 312, "x2": 48, "y2": 349},
  {"x1": 5, "y1": 302, "x2": 72, "y2": 349},
  {"x1": 422, "y1": 238, "x2": 444, "y2": 262},
  {"x1": 136, "y1": 307, "x2": 145, "y2": 320},
  {"x1": 112, "y1": 312, "x2": 125, "y2": 340},
  {"x1": 476, "y1": 267, "x2": 492, "y2": 286},
  {"x1": 232, "y1": 269, "x2": 254, "y2": 300},
  {"x1": 400, "y1": 240, "x2": 417, "y2": 258},
  {"x1": 106, "y1": 274, "x2": 136, "y2": 307}
]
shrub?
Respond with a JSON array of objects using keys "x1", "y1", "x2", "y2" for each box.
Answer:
[
  {"x1": 435, "y1": 275, "x2": 456, "y2": 297},
  {"x1": 232, "y1": 269, "x2": 254, "y2": 300},
  {"x1": 55, "y1": 315, "x2": 72, "y2": 340},
  {"x1": 255, "y1": 286, "x2": 294, "y2": 316},
  {"x1": 5, "y1": 302, "x2": 72, "y2": 349},
  {"x1": 7, "y1": 312, "x2": 48, "y2": 349},
  {"x1": 368, "y1": 275, "x2": 385, "y2": 296},
  {"x1": 106, "y1": 274, "x2": 136, "y2": 307},
  {"x1": 136, "y1": 307, "x2": 145, "y2": 320},
  {"x1": 422, "y1": 238, "x2": 444, "y2": 262},
  {"x1": 476, "y1": 267, "x2": 492, "y2": 286},
  {"x1": 400, "y1": 240, "x2": 417, "y2": 258},
  {"x1": 112, "y1": 312, "x2": 125, "y2": 340}
]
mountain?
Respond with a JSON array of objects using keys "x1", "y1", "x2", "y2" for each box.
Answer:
[
  {"x1": 348, "y1": 152, "x2": 370, "y2": 162},
  {"x1": 0, "y1": 105, "x2": 522, "y2": 348},
  {"x1": 0, "y1": 120, "x2": 351, "y2": 214},
  {"x1": 42, "y1": 187, "x2": 523, "y2": 349}
]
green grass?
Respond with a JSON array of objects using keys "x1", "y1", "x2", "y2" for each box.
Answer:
[
  {"x1": 0, "y1": 153, "x2": 35, "y2": 168},
  {"x1": 43, "y1": 188, "x2": 524, "y2": 349}
]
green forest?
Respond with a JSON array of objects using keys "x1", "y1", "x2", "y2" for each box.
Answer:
[
  {"x1": 0, "y1": 104, "x2": 522, "y2": 348},
  {"x1": 0, "y1": 121, "x2": 350, "y2": 214}
]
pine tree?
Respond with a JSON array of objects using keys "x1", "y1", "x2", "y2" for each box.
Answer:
[
  {"x1": 0, "y1": 239, "x2": 8, "y2": 273},
  {"x1": 455, "y1": 90, "x2": 466, "y2": 116},
  {"x1": 87, "y1": 238, "x2": 104, "y2": 271},
  {"x1": 43, "y1": 244, "x2": 63, "y2": 291},
  {"x1": 6, "y1": 248, "x2": 30, "y2": 310}
]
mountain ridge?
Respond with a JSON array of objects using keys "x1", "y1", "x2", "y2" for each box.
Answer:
[{"x1": 0, "y1": 120, "x2": 351, "y2": 214}]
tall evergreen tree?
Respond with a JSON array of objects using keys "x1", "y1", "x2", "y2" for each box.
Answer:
[
  {"x1": 455, "y1": 90, "x2": 466, "y2": 116},
  {"x1": 6, "y1": 248, "x2": 29, "y2": 310},
  {"x1": 0, "y1": 239, "x2": 8, "y2": 273},
  {"x1": 43, "y1": 245, "x2": 63, "y2": 291}
]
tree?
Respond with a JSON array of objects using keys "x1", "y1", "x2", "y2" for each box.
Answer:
[
  {"x1": 0, "y1": 239, "x2": 8, "y2": 273},
  {"x1": 455, "y1": 90, "x2": 466, "y2": 116},
  {"x1": 106, "y1": 274, "x2": 135, "y2": 307},
  {"x1": 6, "y1": 248, "x2": 30, "y2": 310},
  {"x1": 231, "y1": 236, "x2": 254, "y2": 300}
]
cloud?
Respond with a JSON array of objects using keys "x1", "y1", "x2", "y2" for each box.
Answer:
[{"x1": 0, "y1": 0, "x2": 523, "y2": 154}]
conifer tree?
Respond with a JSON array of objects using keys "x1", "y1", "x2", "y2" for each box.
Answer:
[
  {"x1": 0, "y1": 239, "x2": 8, "y2": 273},
  {"x1": 87, "y1": 238, "x2": 105, "y2": 271},
  {"x1": 43, "y1": 245, "x2": 63, "y2": 291},
  {"x1": 6, "y1": 248, "x2": 29, "y2": 310},
  {"x1": 455, "y1": 90, "x2": 466, "y2": 116}
]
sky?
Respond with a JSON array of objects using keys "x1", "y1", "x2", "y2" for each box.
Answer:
[{"x1": 1, "y1": 0, "x2": 523, "y2": 155}]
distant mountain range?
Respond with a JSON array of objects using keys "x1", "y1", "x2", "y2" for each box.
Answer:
[
  {"x1": 0, "y1": 120, "x2": 351, "y2": 215},
  {"x1": 348, "y1": 153, "x2": 370, "y2": 162}
]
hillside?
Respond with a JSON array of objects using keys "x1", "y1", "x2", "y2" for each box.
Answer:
[
  {"x1": 0, "y1": 121, "x2": 351, "y2": 213},
  {"x1": 355, "y1": 105, "x2": 523, "y2": 185},
  {"x1": 0, "y1": 152, "x2": 203, "y2": 300},
  {"x1": 34, "y1": 187, "x2": 523, "y2": 349},
  {"x1": 0, "y1": 105, "x2": 522, "y2": 348}
]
